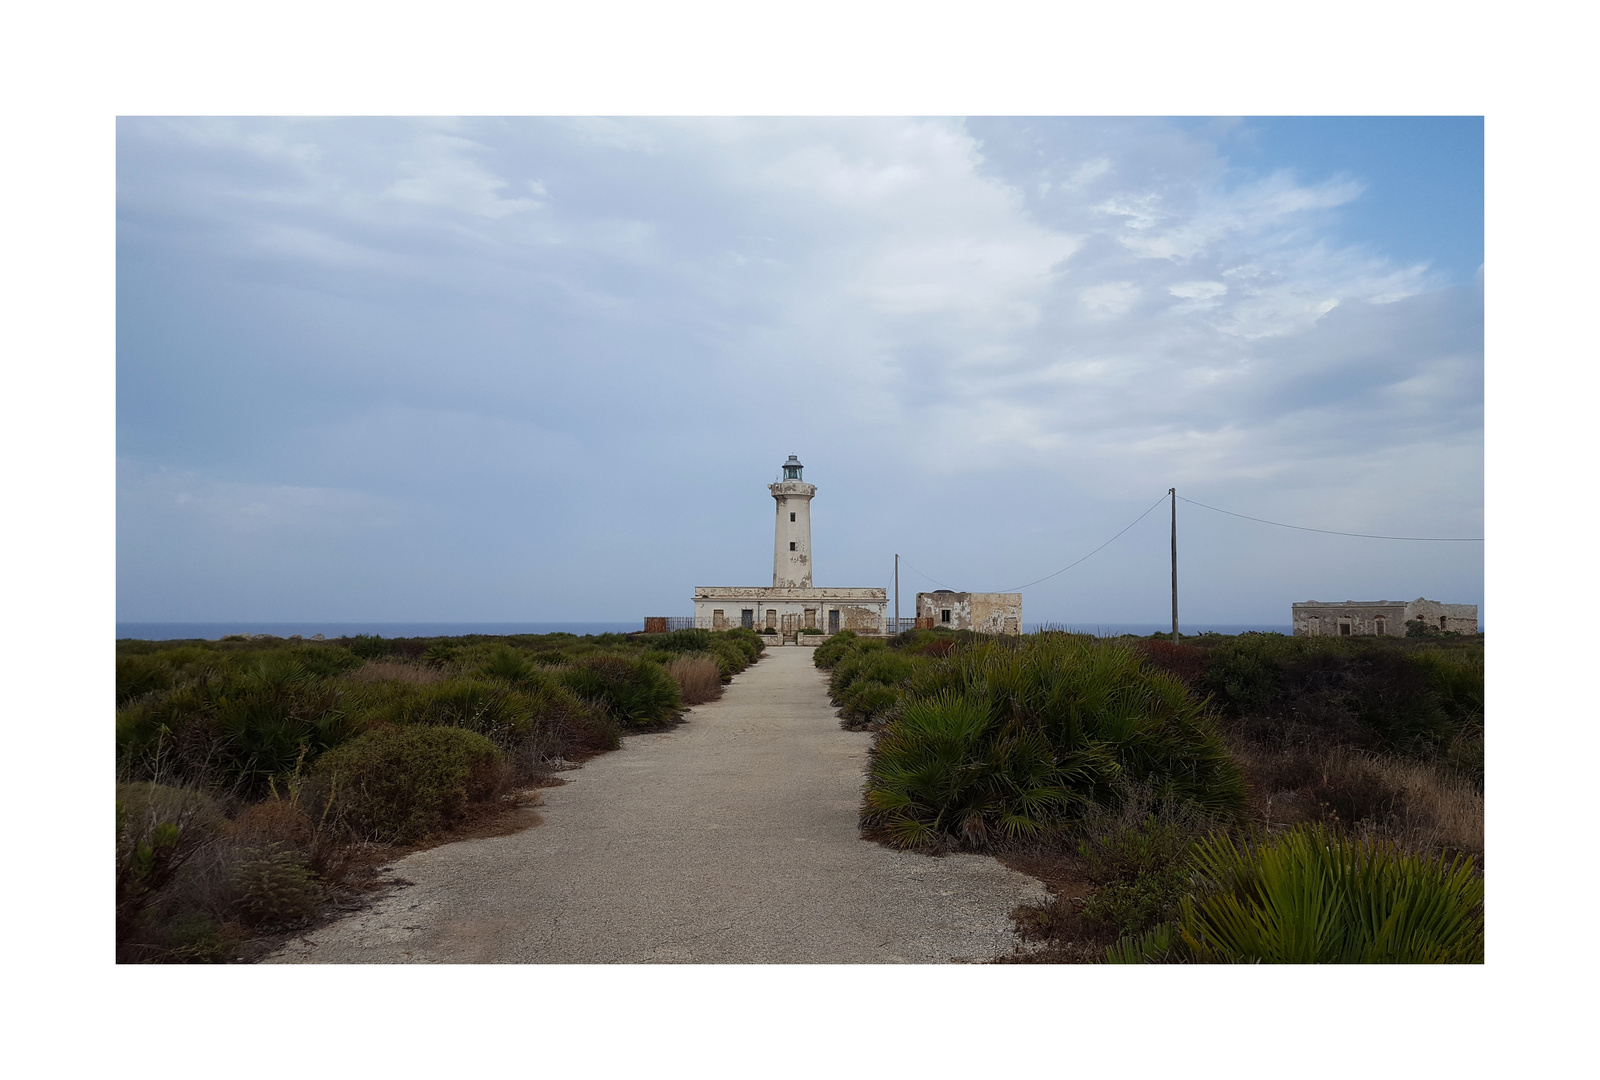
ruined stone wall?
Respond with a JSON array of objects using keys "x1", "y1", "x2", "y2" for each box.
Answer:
[
  {"x1": 692, "y1": 586, "x2": 887, "y2": 634},
  {"x1": 915, "y1": 591, "x2": 1022, "y2": 634},
  {"x1": 1292, "y1": 602, "x2": 1407, "y2": 637},
  {"x1": 916, "y1": 591, "x2": 969, "y2": 627},
  {"x1": 1404, "y1": 598, "x2": 1480, "y2": 634},
  {"x1": 969, "y1": 593, "x2": 1022, "y2": 635},
  {"x1": 1292, "y1": 597, "x2": 1480, "y2": 637}
]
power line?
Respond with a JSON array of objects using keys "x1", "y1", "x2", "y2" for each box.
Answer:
[
  {"x1": 1003, "y1": 493, "x2": 1169, "y2": 592},
  {"x1": 899, "y1": 559, "x2": 953, "y2": 590},
  {"x1": 1176, "y1": 495, "x2": 1485, "y2": 542}
]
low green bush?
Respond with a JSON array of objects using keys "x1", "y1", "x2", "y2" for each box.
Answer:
[
  {"x1": 863, "y1": 635, "x2": 1246, "y2": 848},
  {"x1": 1077, "y1": 813, "x2": 1200, "y2": 938},
  {"x1": 559, "y1": 654, "x2": 682, "y2": 726},
  {"x1": 812, "y1": 630, "x2": 859, "y2": 668},
  {"x1": 314, "y1": 725, "x2": 504, "y2": 843},
  {"x1": 1107, "y1": 824, "x2": 1484, "y2": 963},
  {"x1": 829, "y1": 647, "x2": 920, "y2": 704},
  {"x1": 1197, "y1": 634, "x2": 1483, "y2": 757},
  {"x1": 230, "y1": 844, "x2": 324, "y2": 926}
]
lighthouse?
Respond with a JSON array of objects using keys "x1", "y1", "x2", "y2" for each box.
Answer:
[
  {"x1": 771, "y1": 454, "x2": 815, "y2": 588},
  {"x1": 691, "y1": 455, "x2": 887, "y2": 637}
]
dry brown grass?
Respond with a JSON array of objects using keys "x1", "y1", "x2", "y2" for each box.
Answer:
[
  {"x1": 667, "y1": 655, "x2": 723, "y2": 706},
  {"x1": 343, "y1": 660, "x2": 444, "y2": 684},
  {"x1": 1234, "y1": 740, "x2": 1483, "y2": 863}
]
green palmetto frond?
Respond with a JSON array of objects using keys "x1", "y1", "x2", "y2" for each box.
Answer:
[{"x1": 1109, "y1": 824, "x2": 1483, "y2": 964}]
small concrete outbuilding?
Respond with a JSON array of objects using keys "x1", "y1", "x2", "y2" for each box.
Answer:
[
  {"x1": 915, "y1": 591, "x2": 1022, "y2": 635},
  {"x1": 1291, "y1": 597, "x2": 1479, "y2": 637}
]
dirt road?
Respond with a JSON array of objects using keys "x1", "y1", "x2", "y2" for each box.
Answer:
[{"x1": 268, "y1": 644, "x2": 1045, "y2": 963}]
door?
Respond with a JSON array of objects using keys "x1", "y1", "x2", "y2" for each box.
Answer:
[{"x1": 828, "y1": 609, "x2": 840, "y2": 633}]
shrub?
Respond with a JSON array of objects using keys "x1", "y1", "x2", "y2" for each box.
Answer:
[
  {"x1": 559, "y1": 654, "x2": 682, "y2": 726},
  {"x1": 829, "y1": 648, "x2": 921, "y2": 709},
  {"x1": 813, "y1": 631, "x2": 859, "y2": 669},
  {"x1": 1135, "y1": 640, "x2": 1207, "y2": 686},
  {"x1": 481, "y1": 644, "x2": 534, "y2": 682},
  {"x1": 343, "y1": 634, "x2": 391, "y2": 659},
  {"x1": 314, "y1": 725, "x2": 504, "y2": 843},
  {"x1": 1198, "y1": 635, "x2": 1480, "y2": 757},
  {"x1": 116, "y1": 782, "x2": 228, "y2": 953},
  {"x1": 840, "y1": 681, "x2": 902, "y2": 725},
  {"x1": 230, "y1": 844, "x2": 324, "y2": 926},
  {"x1": 1107, "y1": 824, "x2": 1484, "y2": 964},
  {"x1": 863, "y1": 636, "x2": 1246, "y2": 848},
  {"x1": 658, "y1": 628, "x2": 714, "y2": 653},
  {"x1": 1077, "y1": 812, "x2": 1201, "y2": 938},
  {"x1": 667, "y1": 655, "x2": 723, "y2": 706}
]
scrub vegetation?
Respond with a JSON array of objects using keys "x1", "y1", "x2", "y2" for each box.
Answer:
[
  {"x1": 114, "y1": 626, "x2": 764, "y2": 963},
  {"x1": 814, "y1": 626, "x2": 1484, "y2": 964}
]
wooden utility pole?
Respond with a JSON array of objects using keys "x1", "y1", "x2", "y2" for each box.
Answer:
[
  {"x1": 1169, "y1": 488, "x2": 1179, "y2": 642},
  {"x1": 894, "y1": 554, "x2": 900, "y2": 631}
]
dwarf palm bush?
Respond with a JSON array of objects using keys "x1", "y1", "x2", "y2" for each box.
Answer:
[
  {"x1": 812, "y1": 631, "x2": 860, "y2": 668},
  {"x1": 560, "y1": 654, "x2": 682, "y2": 726},
  {"x1": 862, "y1": 636, "x2": 1245, "y2": 848},
  {"x1": 865, "y1": 693, "x2": 1080, "y2": 847},
  {"x1": 1106, "y1": 823, "x2": 1484, "y2": 963}
]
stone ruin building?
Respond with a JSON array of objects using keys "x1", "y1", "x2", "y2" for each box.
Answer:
[
  {"x1": 689, "y1": 456, "x2": 887, "y2": 637},
  {"x1": 1291, "y1": 597, "x2": 1480, "y2": 637},
  {"x1": 914, "y1": 590, "x2": 1022, "y2": 634}
]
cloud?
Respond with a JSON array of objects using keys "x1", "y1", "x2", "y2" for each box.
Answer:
[
  {"x1": 385, "y1": 133, "x2": 545, "y2": 218},
  {"x1": 116, "y1": 117, "x2": 1482, "y2": 624}
]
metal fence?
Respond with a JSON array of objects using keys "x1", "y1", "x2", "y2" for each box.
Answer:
[{"x1": 645, "y1": 615, "x2": 913, "y2": 635}]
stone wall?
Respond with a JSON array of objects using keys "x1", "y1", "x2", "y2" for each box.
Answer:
[
  {"x1": 1292, "y1": 597, "x2": 1480, "y2": 637},
  {"x1": 692, "y1": 586, "x2": 887, "y2": 634},
  {"x1": 915, "y1": 591, "x2": 1022, "y2": 634}
]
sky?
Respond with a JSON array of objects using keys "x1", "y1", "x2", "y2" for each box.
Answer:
[{"x1": 116, "y1": 116, "x2": 1483, "y2": 626}]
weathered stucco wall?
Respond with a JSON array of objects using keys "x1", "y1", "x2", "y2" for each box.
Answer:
[
  {"x1": 1292, "y1": 597, "x2": 1480, "y2": 637},
  {"x1": 915, "y1": 591, "x2": 1022, "y2": 634},
  {"x1": 769, "y1": 480, "x2": 816, "y2": 588},
  {"x1": 693, "y1": 587, "x2": 887, "y2": 633}
]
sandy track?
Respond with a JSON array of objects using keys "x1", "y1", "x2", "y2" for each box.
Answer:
[{"x1": 267, "y1": 645, "x2": 1045, "y2": 963}]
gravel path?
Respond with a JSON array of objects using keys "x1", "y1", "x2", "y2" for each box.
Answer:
[{"x1": 267, "y1": 645, "x2": 1046, "y2": 963}]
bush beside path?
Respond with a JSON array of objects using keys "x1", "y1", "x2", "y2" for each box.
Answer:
[{"x1": 267, "y1": 646, "x2": 1046, "y2": 963}]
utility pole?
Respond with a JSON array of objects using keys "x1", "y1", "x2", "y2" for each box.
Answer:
[
  {"x1": 1170, "y1": 488, "x2": 1179, "y2": 643},
  {"x1": 894, "y1": 553, "x2": 900, "y2": 631}
]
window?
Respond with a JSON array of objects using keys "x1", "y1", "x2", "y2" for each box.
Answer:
[
  {"x1": 1339, "y1": 621, "x2": 1351, "y2": 636},
  {"x1": 1308, "y1": 616, "x2": 1320, "y2": 636},
  {"x1": 766, "y1": 609, "x2": 777, "y2": 629},
  {"x1": 1440, "y1": 616, "x2": 1448, "y2": 630},
  {"x1": 941, "y1": 609, "x2": 952, "y2": 624},
  {"x1": 804, "y1": 608, "x2": 816, "y2": 628},
  {"x1": 789, "y1": 542, "x2": 796, "y2": 550},
  {"x1": 790, "y1": 512, "x2": 796, "y2": 522}
]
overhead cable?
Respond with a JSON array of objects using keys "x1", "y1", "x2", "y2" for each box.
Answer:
[
  {"x1": 1002, "y1": 493, "x2": 1170, "y2": 592},
  {"x1": 899, "y1": 560, "x2": 953, "y2": 590},
  {"x1": 1175, "y1": 495, "x2": 1485, "y2": 542}
]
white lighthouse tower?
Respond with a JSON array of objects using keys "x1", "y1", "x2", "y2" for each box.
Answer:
[
  {"x1": 691, "y1": 455, "x2": 886, "y2": 637},
  {"x1": 770, "y1": 454, "x2": 815, "y2": 588}
]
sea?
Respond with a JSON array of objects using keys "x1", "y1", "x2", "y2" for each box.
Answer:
[
  {"x1": 116, "y1": 620, "x2": 1289, "y2": 642},
  {"x1": 116, "y1": 621, "x2": 644, "y2": 642}
]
